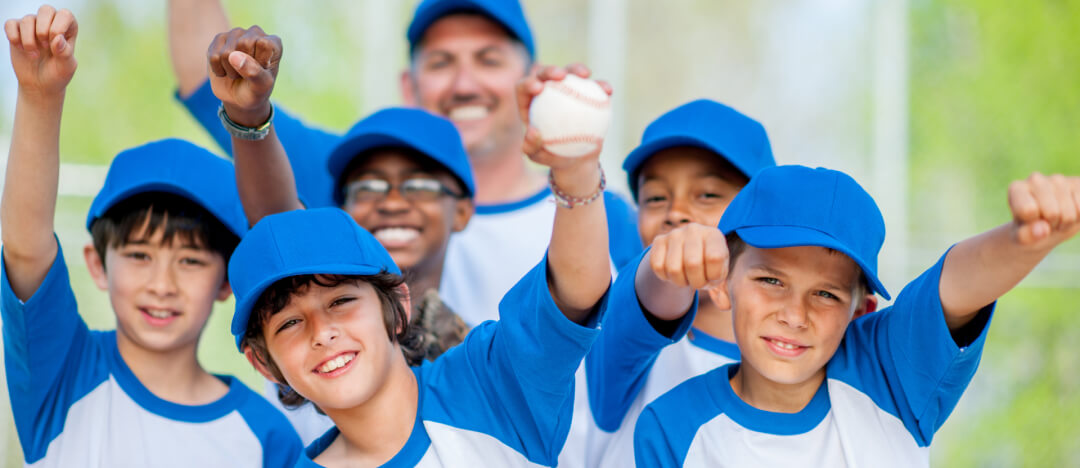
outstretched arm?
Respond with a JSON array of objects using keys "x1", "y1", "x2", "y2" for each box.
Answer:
[
  {"x1": 517, "y1": 65, "x2": 612, "y2": 324},
  {"x1": 168, "y1": 0, "x2": 229, "y2": 97},
  {"x1": 205, "y1": 26, "x2": 302, "y2": 226},
  {"x1": 939, "y1": 173, "x2": 1080, "y2": 330},
  {"x1": 1, "y1": 6, "x2": 78, "y2": 300}
]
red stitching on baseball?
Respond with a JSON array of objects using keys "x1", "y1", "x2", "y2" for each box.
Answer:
[
  {"x1": 543, "y1": 135, "x2": 603, "y2": 145},
  {"x1": 546, "y1": 80, "x2": 611, "y2": 109}
]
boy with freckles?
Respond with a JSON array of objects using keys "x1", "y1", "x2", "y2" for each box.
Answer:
[
  {"x1": 626, "y1": 165, "x2": 1080, "y2": 467},
  {"x1": 2, "y1": 6, "x2": 300, "y2": 467}
]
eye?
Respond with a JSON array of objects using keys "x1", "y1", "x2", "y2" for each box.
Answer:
[
  {"x1": 345, "y1": 179, "x2": 390, "y2": 203},
  {"x1": 816, "y1": 290, "x2": 841, "y2": 301},
  {"x1": 329, "y1": 296, "x2": 356, "y2": 308},
  {"x1": 124, "y1": 251, "x2": 149, "y2": 261},
  {"x1": 700, "y1": 192, "x2": 724, "y2": 200},
  {"x1": 401, "y1": 178, "x2": 445, "y2": 196},
  {"x1": 642, "y1": 194, "x2": 668, "y2": 206},
  {"x1": 757, "y1": 277, "x2": 782, "y2": 286},
  {"x1": 275, "y1": 318, "x2": 300, "y2": 335},
  {"x1": 180, "y1": 257, "x2": 207, "y2": 266}
]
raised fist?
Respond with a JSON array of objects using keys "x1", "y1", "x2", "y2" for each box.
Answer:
[
  {"x1": 206, "y1": 25, "x2": 282, "y2": 127},
  {"x1": 1008, "y1": 172, "x2": 1080, "y2": 247},
  {"x1": 648, "y1": 222, "x2": 731, "y2": 309},
  {"x1": 5, "y1": 5, "x2": 78, "y2": 96}
]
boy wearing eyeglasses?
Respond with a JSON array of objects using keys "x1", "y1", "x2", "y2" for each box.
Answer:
[{"x1": 204, "y1": 32, "x2": 475, "y2": 444}]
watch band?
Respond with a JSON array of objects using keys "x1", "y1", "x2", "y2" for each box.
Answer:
[{"x1": 218, "y1": 104, "x2": 274, "y2": 141}]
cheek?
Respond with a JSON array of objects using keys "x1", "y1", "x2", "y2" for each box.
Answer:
[{"x1": 637, "y1": 212, "x2": 664, "y2": 245}]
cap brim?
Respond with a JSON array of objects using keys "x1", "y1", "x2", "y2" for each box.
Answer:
[
  {"x1": 232, "y1": 262, "x2": 392, "y2": 351},
  {"x1": 87, "y1": 182, "x2": 246, "y2": 238},
  {"x1": 624, "y1": 136, "x2": 752, "y2": 196},
  {"x1": 734, "y1": 225, "x2": 891, "y2": 300}
]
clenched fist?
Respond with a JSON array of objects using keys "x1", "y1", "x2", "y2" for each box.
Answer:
[{"x1": 206, "y1": 25, "x2": 282, "y2": 127}]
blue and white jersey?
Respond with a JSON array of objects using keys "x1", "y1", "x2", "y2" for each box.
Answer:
[
  {"x1": 1, "y1": 242, "x2": 302, "y2": 468},
  {"x1": 295, "y1": 256, "x2": 605, "y2": 467},
  {"x1": 633, "y1": 252, "x2": 995, "y2": 468},
  {"x1": 439, "y1": 187, "x2": 640, "y2": 327},
  {"x1": 583, "y1": 249, "x2": 735, "y2": 467}
]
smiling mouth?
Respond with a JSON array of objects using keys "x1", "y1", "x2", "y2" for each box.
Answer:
[
  {"x1": 763, "y1": 337, "x2": 809, "y2": 357},
  {"x1": 314, "y1": 352, "x2": 358, "y2": 377},
  {"x1": 140, "y1": 307, "x2": 180, "y2": 326},
  {"x1": 373, "y1": 227, "x2": 420, "y2": 246},
  {"x1": 447, "y1": 105, "x2": 489, "y2": 122}
]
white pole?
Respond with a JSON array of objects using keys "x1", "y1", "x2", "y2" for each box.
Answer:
[
  {"x1": 871, "y1": 0, "x2": 910, "y2": 300},
  {"x1": 587, "y1": 0, "x2": 630, "y2": 196}
]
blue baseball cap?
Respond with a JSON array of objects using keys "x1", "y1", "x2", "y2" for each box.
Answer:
[
  {"x1": 718, "y1": 165, "x2": 891, "y2": 300},
  {"x1": 326, "y1": 107, "x2": 476, "y2": 205},
  {"x1": 86, "y1": 138, "x2": 248, "y2": 238},
  {"x1": 407, "y1": 0, "x2": 536, "y2": 58},
  {"x1": 623, "y1": 99, "x2": 775, "y2": 198},
  {"x1": 229, "y1": 208, "x2": 401, "y2": 350}
]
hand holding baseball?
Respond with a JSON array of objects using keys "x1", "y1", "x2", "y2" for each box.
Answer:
[
  {"x1": 1008, "y1": 172, "x2": 1080, "y2": 247},
  {"x1": 648, "y1": 223, "x2": 731, "y2": 309},
  {"x1": 517, "y1": 64, "x2": 612, "y2": 195},
  {"x1": 206, "y1": 26, "x2": 281, "y2": 127},
  {"x1": 5, "y1": 5, "x2": 78, "y2": 98}
]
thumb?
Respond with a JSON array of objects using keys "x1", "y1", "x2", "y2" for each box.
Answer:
[
  {"x1": 705, "y1": 281, "x2": 731, "y2": 311},
  {"x1": 228, "y1": 51, "x2": 271, "y2": 85},
  {"x1": 1015, "y1": 219, "x2": 1051, "y2": 246}
]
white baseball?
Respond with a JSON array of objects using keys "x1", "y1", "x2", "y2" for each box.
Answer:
[{"x1": 528, "y1": 74, "x2": 612, "y2": 158}]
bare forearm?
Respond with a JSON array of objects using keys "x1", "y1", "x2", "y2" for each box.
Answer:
[
  {"x1": 168, "y1": 0, "x2": 229, "y2": 97},
  {"x1": 939, "y1": 223, "x2": 1050, "y2": 329},
  {"x1": 1, "y1": 91, "x2": 63, "y2": 298},
  {"x1": 231, "y1": 126, "x2": 303, "y2": 227},
  {"x1": 634, "y1": 250, "x2": 695, "y2": 321},
  {"x1": 547, "y1": 166, "x2": 610, "y2": 324}
]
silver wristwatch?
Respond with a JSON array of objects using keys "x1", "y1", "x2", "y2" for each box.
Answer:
[{"x1": 218, "y1": 104, "x2": 274, "y2": 141}]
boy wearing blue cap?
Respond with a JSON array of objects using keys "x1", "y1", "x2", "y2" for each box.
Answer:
[
  {"x1": 626, "y1": 165, "x2": 1080, "y2": 466},
  {"x1": 583, "y1": 99, "x2": 777, "y2": 467},
  {"x1": 1, "y1": 8, "x2": 301, "y2": 467},
  {"x1": 205, "y1": 28, "x2": 480, "y2": 444},
  {"x1": 226, "y1": 66, "x2": 614, "y2": 467},
  {"x1": 165, "y1": 0, "x2": 641, "y2": 324}
]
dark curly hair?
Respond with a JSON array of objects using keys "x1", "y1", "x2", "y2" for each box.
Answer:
[{"x1": 241, "y1": 273, "x2": 423, "y2": 413}]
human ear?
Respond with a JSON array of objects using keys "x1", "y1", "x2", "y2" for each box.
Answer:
[
  {"x1": 216, "y1": 280, "x2": 233, "y2": 302},
  {"x1": 83, "y1": 244, "x2": 108, "y2": 291},
  {"x1": 244, "y1": 346, "x2": 281, "y2": 384},
  {"x1": 852, "y1": 295, "x2": 878, "y2": 319},
  {"x1": 400, "y1": 69, "x2": 418, "y2": 106},
  {"x1": 451, "y1": 199, "x2": 475, "y2": 232},
  {"x1": 396, "y1": 282, "x2": 413, "y2": 325}
]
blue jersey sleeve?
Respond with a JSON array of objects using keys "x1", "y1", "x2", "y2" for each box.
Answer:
[
  {"x1": 176, "y1": 81, "x2": 340, "y2": 208},
  {"x1": 603, "y1": 191, "x2": 643, "y2": 271},
  {"x1": 2, "y1": 241, "x2": 109, "y2": 463},
  {"x1": 585, "y1": 248, "x2": 697, "y2": 432},
  {"x1": 419, "y1": 255, "x2": 605, "y2": 465},
  {"x1": 827, "y1": 249, "x2": 994, "y2": 446},
  {"x1": 633, "y1": 369, "x2": 725, "y2": 468},
  {"x1": 235, "y1": 384, "x2": 303, "y2": 468}
]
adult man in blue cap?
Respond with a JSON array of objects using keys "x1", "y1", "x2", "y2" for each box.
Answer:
[{"x1": 165, "y1": 0, "x2": 641, "y2": 324}]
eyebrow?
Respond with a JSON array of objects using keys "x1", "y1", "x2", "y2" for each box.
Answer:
[{"x1": 748, "y1": 264, "x2": 786, "y2": 277}]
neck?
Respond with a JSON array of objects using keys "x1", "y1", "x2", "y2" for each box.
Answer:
[
  {"x1": 115, "y1": 329, "x2": 226, "y2": 405},
  {"x1": 730, "y1": 364, "x2": 824, "y2": 414},
  {"x1": 691, "y1": 295, "x2": 735, "y2": 342},
  {"x1": 323, "y1": 356, "x2": 419, "y2": 465},
  {"x1": 470, "y1": 150, "x2": 546, "y2": 205}
]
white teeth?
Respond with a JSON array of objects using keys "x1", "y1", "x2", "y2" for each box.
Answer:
[
  {"x1": 447, "y1": 105, "x2": 488, "y2": 122},
  {"x1": 374, "y1": 228, "x2": 420, "y2": 243},
  {"x1": 146, "y1": 309, "x2": 172, "y2": 319},
  {"x1": 770, "y1": 339, "x2": 798, "y2": 350},
  {"x1": 318, "y1": 353, "x2": 355, "y2": 374}
]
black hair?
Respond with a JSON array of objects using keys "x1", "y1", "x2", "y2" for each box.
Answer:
[
  {"x1": 241, "y1": 273, "x2": 423, "y2": 413},
  {"x1": 89, "y1": 192, "x2": 239, "y2": 270}
]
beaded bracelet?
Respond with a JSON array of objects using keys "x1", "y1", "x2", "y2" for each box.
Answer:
[{"x1": 549, "y1": 165, "x2": 606, "y2": 209}]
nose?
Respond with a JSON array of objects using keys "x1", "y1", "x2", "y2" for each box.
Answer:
[
  {"x1": 146, "y1": 259, "x2": 179, "y2": 297},
  {"x1": 309, "y1": 312, "x2": 340, "y2": 348},
  {"x1": 449, "y1": 63, "x2": 483, "y2": 98},
  {"x1": 663, "y1": 197, "x2": 693, "y2": 228},
  {"x1": 776, "y1": 299, "x2": 809, "y2": 329},
  {"x1": 376, "y1": 184, "x2": 412, "y2": 213}
]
